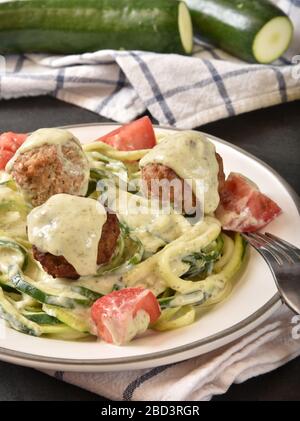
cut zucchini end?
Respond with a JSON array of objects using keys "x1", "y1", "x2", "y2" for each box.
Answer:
[
  {"x1": 253, "y1": 16, "x2": 293, "y2": 64},
  {"x1": 178, "y1": 1, "x2": 194, "y2": 55}
]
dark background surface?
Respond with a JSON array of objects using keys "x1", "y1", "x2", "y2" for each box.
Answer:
[{"x1": 0, "y1": 97, "x2": 299, "y2": 401}]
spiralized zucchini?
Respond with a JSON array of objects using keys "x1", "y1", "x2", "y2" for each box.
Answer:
[
  {"x1": 124, "y1": 217, "x2": 222, "y2": 292},
  {"x1": 125, "y1": 228, "x2": 246, "y2": 331},
  {"x1": 214, "y1": 233, "x2": 235, "y2": 273},
  {"x1": 0, "y1": 226, "x2": 143, "y2": 338},
  {"x1": 158, "y1": 218, "x2": 221, "y2": 294},
  {"x1": 84, "y1": 141, "x2": 149, "y2": 162},
  {"x1": 0, "y1": 139, "x2": 248, "y2": 340},
  {"x1": 153, "y1": 305, "x2": 196, "y2": 332},
  {"x1": 0, "y1": 180, "x2": 29, "y2": 239}
]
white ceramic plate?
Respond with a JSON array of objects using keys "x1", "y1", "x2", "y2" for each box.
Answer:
[{"x1": 0, "y1": 123, "x2": 299, "y2": 372}]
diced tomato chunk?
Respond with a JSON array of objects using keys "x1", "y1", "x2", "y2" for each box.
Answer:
[
  {"x1": 0, "y1": 132, "x2": 28, "y2": 152},
  {"x1": 97, "y1": 117, "x2": 156, "y2": 151},
  {"x1": 216, "y1": 173, "x2": 281, "y2": 232},
  {"x1": 0, "y1": 149, "x2": 14, "y2": 170},
  {"x1": 91, "y1": 287, "x2": 161, "y2": 345},
  {"x1": 0, "y1": 132, "x2": 28, "y2": 169}
]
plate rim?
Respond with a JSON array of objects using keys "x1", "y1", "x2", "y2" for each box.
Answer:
[{"x1": 0, "y1": 122, "x2": 298, "y2": 370}]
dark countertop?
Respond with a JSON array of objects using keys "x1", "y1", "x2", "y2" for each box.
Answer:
[{"x1": 0, "y1": 97, "x2": 299, "y2": 401}]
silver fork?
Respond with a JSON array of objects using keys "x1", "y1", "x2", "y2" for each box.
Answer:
[{"x1": 242, "y1": 232, "x2": 300, "y2": 314}]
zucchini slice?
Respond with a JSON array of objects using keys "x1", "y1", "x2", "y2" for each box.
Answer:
[
  {"x1": 0, "y1": 238, "x2": 28, "y2": 274},
  {"x1": 9, "y1": 272, "x2": 89, "y2": 309},
  {"x1": 0, "y1": 288, "x2": 89, "y2": 338},
  {"x1": 43, "y1": 304, "x2": 92, "y2": 334},
  {"x1": 186, "y1": 0, "x2": 293, "y2": 63},
  {"x1": 178, "y1": 1, "x2": 194, "y2": 55},
  {"x1": 253, "y1": 16, "x2": 293, "y2": 64},
  {"x1": 71, "y1": 286, "x2": 102, "y2": 303},
  {"x1": 40, "y1": 324, "x2": 82, "y2": 336},
  {"x1": 0, "y1": 287, "x2": 41, "y2": 336},
  {"x1": 22, "y1": 310, "x2": 61, "y2": 325}
]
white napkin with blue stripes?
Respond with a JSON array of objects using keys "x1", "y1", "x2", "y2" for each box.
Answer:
[
  {"x1": 43, "y1": 306, "x2": 300, "y2": 401},
  {"x1": 0, "y1": 0, "x2": 299, "y2": 129}
]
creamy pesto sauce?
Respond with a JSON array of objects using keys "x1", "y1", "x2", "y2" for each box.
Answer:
[
  {"x1": 124, "y1": 217, "x2": 221, "y2": 296},
  {"x1": 140, "y1": 131, "x2": 220, "y2": 214},
  {"x1": 104, "y1": 309, "x2": 150, "y2": 345},
  {"x1": 0, "y1": 171, "x2": 11, "y2": 183},
  {"x1": 15, "y1": 294, "x2": 37, "y2": 311},
  {"x1": 170, "y1": 291, "x2": 206, "y2": 307},
  {"x1": 132, "y1": 213, "x2": 192, "y2": 256},
  {"x1": 5, "y1": 128, "x2": 90, "y2": 196},
  {"x1": 15, "y1": 128, "x2": 82, "y2": 154},
  {"x1": 0, "y1": 211, "x2": 27, "y2": 239},
  {"x1": 0, "y1": 186, "x2": 17, "y2": 202},
  {"x1": 32, "y1": 265, "x2": 121, "y2": 297},
  {"x1": 0, "y1": 187, "x2": 27, "y2": 238},
  {"x1": 74, "y1": 275, "x2": 122, "y2": 296},
  {"x1": 0, "y1": 248, "x2": 24, "y2": 274},
  {"x1": 27, "y1": 194, "x2": 107, "y2": 276},
  {"x1": 123, "y1": 252, "x2": 167, "y2": 297},
  {"x1": 133, "y1": 231, "x2": 166, "y2": 256},
  {"x1": 107, "y1": 189, "x2": 191, "y2": 254}
]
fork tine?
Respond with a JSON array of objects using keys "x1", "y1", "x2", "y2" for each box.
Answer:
[
  {"x1": 242, "y1": 233, "x2": 283, "y2": 265},
  {"x1": 241, "y1": 233, "x2": 260, "y2": 249},
  {"x1": 243, "y1": 232, "x2": 300, "y2": 315},
  {"x1": 258, "y1": 246, "x2": 283, "y2": 268},
  {"x1": 257, "y1": 232, "x2": 300, "y2": 263},
  {"x1": 265, "y1": 233, "x2": 300, "y2": 258},
  {"x1": 249, "y1": 232, "x2": 296, "y2": 264}
]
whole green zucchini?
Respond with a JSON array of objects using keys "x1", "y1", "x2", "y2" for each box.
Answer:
[
  {"x1": 0, "y1": 0, "x2": 193, "y2": 54},
  {"x1": 185, "y1": 0, "x2": 293, "y2": 63}
]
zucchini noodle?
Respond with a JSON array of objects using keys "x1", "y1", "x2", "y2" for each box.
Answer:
[
  {"x1": 154, "y1": 233, "x2": 246, "y2": 330},
  {"x1": 96, "y1": 228, "x2": 144, "y2": 275},
  {"x1": 214, "y1": 233, "x2": 235, "y2": 273},
  {"x1": 157, "y1": 218, "x2": 221, "y2": 294},
  {"x1": 153, "y1": 305, "x2": 196, "y2": 331},
  {"x1": 83, "y1": 141, "x2": 150, "y2": 162},
  {"x1": 87, "y1": 151, "x2": 127, "y2": 177},
  {"x1": 0, "y1": 184, "x2": 29, "y2": 239},
  {"x1": 198, "y1": 233, "x2": 246, "y2": 308},
  {"x1": 155, "y1": 131, "x2": 173, "y2": 144}
]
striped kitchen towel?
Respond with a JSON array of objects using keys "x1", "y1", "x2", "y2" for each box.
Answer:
[
  {"x1": 42, "y1": 306, "x2": 300, "y2": 401},
  {"x1": 0, "y1": 0, "x2": 299, "y2": 129}
]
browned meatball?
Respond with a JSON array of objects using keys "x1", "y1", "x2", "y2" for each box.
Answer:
[
  {"x1": 10, "y1": 142, "x2": 89, "y2": 207},
  {"x1": 141, "y1": 153, "x2": 225, "y2": 214},
  {"x1": 141, "y1": 163, "x2": 196, "y2": 214},
  {"x1": 96, "y1": 212, "x2": 121, "y2": 265},
  {"x1": 32, "y1": 248, "x2": 80, "y2": 280},
  {"x1": 33, "y1": 213, "x2": 120, "y2": 280}
]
